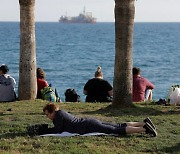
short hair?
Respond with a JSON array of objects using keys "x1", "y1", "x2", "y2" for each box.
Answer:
[
  {"x1": 0, "y1": 64, "x2": 9, "y2": 74},
  {"x1": 43, "y1": 103, "x2": 59, "y2": 113},
  {"x1": 94, "y1": 66, "x2": 103, "y2": 77},
  {"x1": 133, "y1": 67, "x2": 141, "y2": 75},
  {"x1": 37, "y1": 68, "x2": 46, "y2": 79}
]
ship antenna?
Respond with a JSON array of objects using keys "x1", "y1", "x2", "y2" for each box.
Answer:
[{"x1": 83, "y1": 6, "x2": 86, "y2": 14}]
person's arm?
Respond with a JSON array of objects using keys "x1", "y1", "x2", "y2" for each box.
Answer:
[
  {"x1": 43, "y1": 80, "x2": 49, "y2": 87},
  {"x1": 83, "y1": 89, "x2": 88, "y2": 95},
  {"x1": 108, "y1": 90, "x2": 113, "y2": 96},
  {"x1": 145, "y1": 79, "x2": 155, "y2": 89},
  {"x1": 12, "y1": 78, "x2": 16, "y2": 87},
  {"x1": 43, "y1": 111, "x2": 64, "y2": 134},
  {"x1": 83, "y1": 81, "x2": 89, "y2": 95},
  {"x1": 104, "y1": 80, "x2": 113, "y2": 96},
  {"x1": 9, "y1": 76, "x2": 16, "y2": 87}
]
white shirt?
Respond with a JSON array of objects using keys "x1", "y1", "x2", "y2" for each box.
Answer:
[{"x1": 0, "y1": 74, "x2": 16, "y2": 102}]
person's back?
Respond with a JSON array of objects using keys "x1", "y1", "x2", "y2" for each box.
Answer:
[
  {"x1": 36, "y1": 68, "x2": 48, "y2": 99},
  {"x1": 83, "y1": 66, "x2": 113, "y2": 102},
  {"x1": 133, "y1": 67, "x2": 155, "y2": 102},
  {"x1": 0, "y1": 65, "x2": 16, "y2": 102}
]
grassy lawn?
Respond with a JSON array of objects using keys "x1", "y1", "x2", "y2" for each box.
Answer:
[{"x1": 0, "y1": 100, "x2": 180, "y2": 154}]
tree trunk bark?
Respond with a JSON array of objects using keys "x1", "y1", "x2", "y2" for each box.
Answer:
[
  {"x1": 112, "y1": 0, "x2": 135, "y2": 107},
  {"x1": 18, "y1": 0, "x2": 37, "y2": 100}
]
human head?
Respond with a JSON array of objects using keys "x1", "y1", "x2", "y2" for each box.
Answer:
[
  {"x1": 43, "y1": 103, "x2": 59, "y2": 120},
  {"x1": 133, "y1": 67, "x2": 141, "y2": 76},
  {"x1": 37, "y1": 68, "x2": 46, "y2": 79},
  {"x1": 94, "y1": 66, "x2": 103, "y2": 78},
  {"x1": 43, "y1": 103, "x2": 59, "y2": 113},
  {"x1": 0, "y1": 64, "x2": 9, "y2": 74}
]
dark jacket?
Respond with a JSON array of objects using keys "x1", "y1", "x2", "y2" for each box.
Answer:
[{"x1": 46, "y1": 110, "x2": 89, "y2": 134}]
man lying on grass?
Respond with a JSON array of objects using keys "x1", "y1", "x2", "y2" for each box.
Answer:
[{"x1": 39, "y1": 103, "x2": 157, "y2": 137}]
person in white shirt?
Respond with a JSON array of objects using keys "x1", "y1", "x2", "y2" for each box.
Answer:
[{"x1": 0, "y1": 64, "x2": 16, "y2": 102}]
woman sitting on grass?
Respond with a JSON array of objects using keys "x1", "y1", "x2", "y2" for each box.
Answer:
[
  {"x1": 36, "y1": 68, "x2": 49, "y2": 99},
  {"x1": 42, "y1": 103, "x2": 157, "y2": 137},
  {"x1": 83, "y1": 66, "x2": 113, "y2": 102}
]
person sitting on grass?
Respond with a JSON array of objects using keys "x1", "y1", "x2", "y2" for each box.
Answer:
[
  {"x1": 0, "y1": 64, "x2": 16, "y2": 102},
  {"x1": 41, "y1": 103, "x2": 157, "y2": 137},
  {"x1": 83, "y1": 66, "x2": 113, "y2": 102},
  {"x1": 133, "y1": 67, "x2": 155, "y2": 102},
  {"x1": 36, "y1": 68, "x2": 49, "y2": 99}
]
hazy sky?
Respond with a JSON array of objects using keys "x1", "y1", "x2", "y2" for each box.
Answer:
[{"x1": 0, "y1": 0, "x2": 180, "y2": 22}]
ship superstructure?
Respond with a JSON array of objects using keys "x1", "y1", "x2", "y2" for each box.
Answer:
[{"x1": 59, "y1": 7, "x2": 96, "y2": 23}]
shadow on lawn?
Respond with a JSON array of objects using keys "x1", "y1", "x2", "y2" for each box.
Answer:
[
  {"x1": 0, "y1": 112, "x2": 44, "y2": 117},
  {"x1": 0, "y1": 132, "x2": 28, "y2": 139},
  {"x1": 25, "y1": 112, "x2": 44, "y2": 116},
  {"x1": 159, "y1": 143, "x2": 180, "y2": 153},
  {"x1": 81, "y1": 104, "x2": 180, "y2": 117}
]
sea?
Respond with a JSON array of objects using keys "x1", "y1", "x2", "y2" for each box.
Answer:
[{"x1": 0, "y1": 22, "x2": 179, "y2": 102}]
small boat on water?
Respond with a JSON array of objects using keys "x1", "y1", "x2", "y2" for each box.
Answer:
[{"x1": 59, "y1": 7, "x2": 97, "y2": 24}]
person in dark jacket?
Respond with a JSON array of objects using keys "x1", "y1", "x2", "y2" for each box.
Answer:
[
  {"x1": 42, "y1": 103, "x2": 157, "y2": 137},
  {"x1": 83, "y1": 66, "x2": 113, "y2": 102}
]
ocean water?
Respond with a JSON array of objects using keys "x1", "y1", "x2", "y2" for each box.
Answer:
[{"x1": 0, "y1": 22, "x2": 179, "y2": 101}]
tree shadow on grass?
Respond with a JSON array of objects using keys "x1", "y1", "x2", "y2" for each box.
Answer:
[
  {"x1": 0, "y1": 113, "x2": 14, "y2": 116},
  {"x1": 0, "y1": 132, "x2": 28, "y2": 139},
  {"x1": 81, "y1": 104, "x2": 180, "y2": 117},
  {"x1": 159, "y1": 143, "x2": 180, "y2": 153},
  {"x1": 25, "y1": 112, "x2": 44, "y2": 116},
  {"x1": 0, "y1": 112, "x2": 44, "y2": 117}
]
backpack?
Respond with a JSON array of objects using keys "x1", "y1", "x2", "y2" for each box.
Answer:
[
  {"x1": 64, "y1": 88, "x2": 81, "y2": 102},
  {"x1": 41, "y1": 86, "x2": 57, "y2": 102}
]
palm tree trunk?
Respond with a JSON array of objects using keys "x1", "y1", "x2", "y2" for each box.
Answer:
[
  {"x1": 112, "y1": 0, "x2": 135, "y2": 107},
  {"x1": 18, "y1": 0, "x2": 37, "y2": 100}
]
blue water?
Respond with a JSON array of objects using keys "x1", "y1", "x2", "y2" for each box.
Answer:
[{"x1": 0, "y1": 22, "x2": 179, "y2": 101}]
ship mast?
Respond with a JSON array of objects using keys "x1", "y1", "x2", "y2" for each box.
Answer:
[{"x1": 83, "y1": 6, "x2": 86, "y2": 15}]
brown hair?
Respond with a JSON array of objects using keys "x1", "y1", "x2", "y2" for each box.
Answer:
[
  {"x1": 133, "y1": 67, "x2": 141, "y2": 75},
  {"x1": 94, "y1": 66, "x2": 103, "y2": 77},
  {"x1": 37, "y1": 68, "x2": 46, "y2": 79},
  {"x1": 43, "y1": 103, "x2": 59, "y2": 113}
]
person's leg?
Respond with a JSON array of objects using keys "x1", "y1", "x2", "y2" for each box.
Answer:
[
  {"x1": 144, "y1": 117, "x2": 156, "y2": 130},
  {"x1": 85, "y1": 119, "x2": 126, "y2": 135},
  {"x1": 103, "y1": 120, "x2": 155, "y2": 130},
  {"x1": 145, "y1": 89, "x2": 152, "y2": 101},
  {"x1": 126, "y1": 118, "x2": 156, "y2": 130},
  {"x1": 101, "y1": 122, "x2": 127, "y2": 128},
  {"x1": 148, "y1": 90, "x2": 152, "y2": 100},
  {"x1": 125, "y1": 126, "x2": 145, "y2": 134},
  {"x1": 84, "y1": 118, "x2": 157, "y2": 137},
  {"x1": 101, "y1": 121, "x2": 157, "y2": 136},
  {"x1": 125, "y1": 123, "x2": 157, "y2": 137},
  {"x1": 126, "y1": 122, "x2": 144, "y2": 127},
  {"x1": 143, "y1": 122, "x2": 157, "y2": 137},
  {"x1": 90, "y1": 121, "x2": 147, "y2": 135}
]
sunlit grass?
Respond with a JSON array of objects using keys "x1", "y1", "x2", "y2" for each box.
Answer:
[{"x1": 0, "y1": 100, "x2": 179, "y2": 153}]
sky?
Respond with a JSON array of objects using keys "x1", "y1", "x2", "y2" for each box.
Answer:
[{"x1": 0, "y1": 0, "x2": 180, "y2": 22}]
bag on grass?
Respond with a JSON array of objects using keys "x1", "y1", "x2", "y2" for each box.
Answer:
[
  {"x1": 169, "y1": 87, "x2": 180, "y2": 105},
  {"x1": 27, "y1": 124, "x2": 48, "y2": 136},
  {"x1": 41, "y1": 86, "x2": 57, "y2": 102},
  {"x1": 167, "y1": 85, "x2": 180, "y2": 104},
  {"x1": 64, "y1": 88, "x2": 81, "y2": 102}
]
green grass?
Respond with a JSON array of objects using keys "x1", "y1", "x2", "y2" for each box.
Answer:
[{"x1": 0, "y1": 100, "x2": 180, "y2": 154}]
